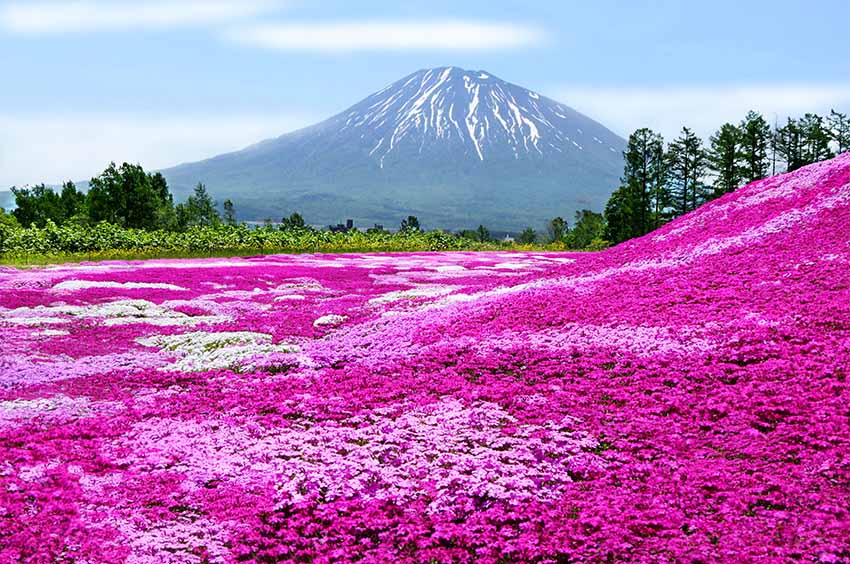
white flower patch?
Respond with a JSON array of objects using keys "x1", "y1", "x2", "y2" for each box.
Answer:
[
  {"x1": 52, "y1": 280, "x2": 188, "y2": 292},
  {"x1": 32, "y1": 329, "x2": 70, "y2": 337},
  {"x1": 0, "y1": 394, "x2": 123, "y2": 430},
  {"x1": 368, "y1": 285, "x2": 460, "y2": 305},
  {"x1": 137, "y1": 331, "x2": 299, "y2": 372},
  {"x1": 430, "y1": 265, "x2": 467, "y2": 272},
  {"x1": 492, "y1": 262, "x2": 534, "y2": 270},
  {"x1": 3, "y1": 316, "x2": 71, "y2": 326},
  {"x1": 3, "y1": 300, "x2": 227, "y2": 327},
  {"x1": 273, "y1": 295, "x2": 306, "y2": 302},
  {"x1": 313, "y1": 314, "x2": 347, "y2": 327},
  {"x1": 272, "y1": 278, "x2": 327, "y2": 293}
]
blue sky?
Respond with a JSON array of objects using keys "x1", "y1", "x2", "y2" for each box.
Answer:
[{"x1": 1, "y1": 0, "x2": 849, "y2": 187}]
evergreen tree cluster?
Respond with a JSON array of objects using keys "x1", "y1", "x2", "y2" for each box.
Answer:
[{"x1": 604, "y1": 109, "x2": 848, "y2": 244}]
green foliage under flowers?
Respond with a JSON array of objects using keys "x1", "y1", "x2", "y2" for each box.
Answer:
[{"x1": 0, "y1": 221, "x2": 594, "y2": 265}]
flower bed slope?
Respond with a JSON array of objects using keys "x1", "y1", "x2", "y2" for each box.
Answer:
[{"x1": 1, "y1": 154, "x2": 849, "y2": 563}]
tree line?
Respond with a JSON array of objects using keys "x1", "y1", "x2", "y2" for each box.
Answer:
[
  {"x1": 603, "y1": 109, "x2": 849, "y2": 243},
  {"x1": 7, "y1": 162, "x2": 234, "y2": 231}
]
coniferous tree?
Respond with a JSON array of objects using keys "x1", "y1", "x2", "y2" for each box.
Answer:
[
  {"x1": 708, "y1": 123, "x2": 742, "y2": 198},
  {"x1": 774, "y1": 118, "x2": 805, "y2": 172},
  {"x1": 223, "y1": 199, "x2": 236, "y2": 226},
  {"x1": 738, "y1": 111, "x2": 771, "y2": 183},
  {"x1": 622, "y1": 128, "x2": 666, "y2": 235},
  {"x1": 800, "y1": 113, "x2": 834, "y2": 165},
  {"x1": 667, "y1": 127, "x2": 707, "y2": 216},
  {"x1": 182, "y1": 183, "x2": 220, "y2": 228},
  {"x1": 828, "y1": 110, "x2": 850, "y2": 153}
]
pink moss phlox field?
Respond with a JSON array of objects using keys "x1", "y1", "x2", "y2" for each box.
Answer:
[{"x1": 2, "y1": 154, "x2": 850, "y2": 563}]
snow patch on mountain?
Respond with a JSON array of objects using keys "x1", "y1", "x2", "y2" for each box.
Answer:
[{"x1": 338, "y1": 66, "x2": 621, "y2": 165}]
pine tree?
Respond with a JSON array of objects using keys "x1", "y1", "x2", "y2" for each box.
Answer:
[
  {"x1": 738, "y1": 111, "x2": 771, "y2": 183},
  {"x1": 708, "y1": 123, "x2": 742, "y2": 198},
  {"x1": 667, "y1": 127, "x2": 707, "y2": 216},
  {"x1": 774, "y1": 118, "x2": 804, "y2": 172},
  {"x1": 182, "y1": 183, "x2": 220, "y2": 228},
  {"x1": 223, "y1": 199, "x2": 236, "y2": 226},
  {"x1": 800, "y1": 113, "x2": 834, "y2": 165},
  {"x1": 828, "y1": 110, "x2": 850, "y2": 153},
  {"x1": 775, "y1": 115, "x2": 834, "y2": 172},
  {"x1": 622, "y1": 128, "x2": 666, "y2": 235}
]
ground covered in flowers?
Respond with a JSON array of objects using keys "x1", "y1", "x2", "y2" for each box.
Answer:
[{"x1": 2, "y1": 155, "x2": 850, "y2": 563}]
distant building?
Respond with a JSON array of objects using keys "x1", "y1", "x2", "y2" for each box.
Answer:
[{"x1": 328, "y1": 219, "x2": 355, "y2": 233}]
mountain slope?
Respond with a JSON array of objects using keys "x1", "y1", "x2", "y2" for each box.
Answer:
[{"x1": 162, "y1": 67, "x2": 625, "y2": 230}]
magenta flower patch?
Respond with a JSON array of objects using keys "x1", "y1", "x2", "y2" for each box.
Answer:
[{"x1": 2, "y1": 154, "x2": 850, "y2": 562}]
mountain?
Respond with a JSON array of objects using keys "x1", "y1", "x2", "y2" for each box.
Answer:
[{"x1": 161, "y1": 66, "x2": 626, "y2": 231}]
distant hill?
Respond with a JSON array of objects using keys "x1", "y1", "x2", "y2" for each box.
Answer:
[{"x1": 161, "y1": 67, "x2": 625, "y2": 230}]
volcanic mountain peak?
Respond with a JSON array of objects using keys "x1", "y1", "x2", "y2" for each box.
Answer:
[
  {"x1": 333, "y1": 66, "x2": 620, "y2": 166},
  {"x1": 161, "y1": 66, "x2": 626, "y2": 230}
]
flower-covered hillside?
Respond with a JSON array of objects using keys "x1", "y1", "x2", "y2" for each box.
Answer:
[{"x1": 1, "y1": 154, "x2": 849, "y2": 563}]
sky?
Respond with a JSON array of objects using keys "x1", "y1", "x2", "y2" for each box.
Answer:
[{"x1": 1, "y1": 0, "x2": 849, "y2": 188}]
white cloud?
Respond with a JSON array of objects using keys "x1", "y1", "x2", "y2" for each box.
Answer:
[
  {"x1": 0, "y1": 112, "x2": 315, "y2": 187},
  {"x1": 224, "y1": 20, "x2": 546, "y2": 52},
  {"x1": 556, "y1": 84, "x2": 850, "y2": 140},
  {"x1": 1, "y1": 0, "x2": 281, "y2": 34}
]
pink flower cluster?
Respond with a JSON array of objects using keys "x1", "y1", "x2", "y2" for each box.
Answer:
[{"x1": 2, "y1": 154, "x2": 850, "y2": 563}]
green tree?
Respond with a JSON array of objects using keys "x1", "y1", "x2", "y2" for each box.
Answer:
[
  {"x1": 475, "y1": 224, "x2": 491, "y2": 243},
  {"x1": 517, "y1": 227, "x2": 537, "y2": 245},
  {"x1": 667, "y1": 127, "x2": 707, "y2": 216},
  {"x1": 774, "y1": 118, "x2": 805, "y2": 172},
  {"x1": 88, "y1": 162, "x2": 175, "y2": 229},
  {"x1": 280, "y1": 212, "x2": 306, "y2": 231},
  {"x1": 564, "y1": 210, "x2": 605, "y2": 249},
  {"x1": 0, "y1": 206, "x2": 19, "y2": 228},
  {"x1": 181, "y1": 183, "x2": 220, "y2": 228},
  {"x1": 11, "y1": 184, "x2": 64, "y2": 227},
  {"x1": 547, "y1": 216, "x2": 567, "y2": 242},
  {"x1": 828, "y1": 109, "x2": 850, "y2": 153},
  {"x1": 58, "y1": 181, "x2": 87, "y2": 222},
  {"x1": 800, "y1": 113, "x2": 834, "y2": 165},
  {"x1": 223, "y1": 199, "x2": 237, "y2": 226},
  {"x1": 603, "y1": 186, "x2": 637, "y2": 244},
  {"x1": 621, "y1": 128, "x2": 666, "y2": 234},
  {"x1": 400, "y1": 215, "x2": 420, "y2": 232},
  {"x1": 739, "y1": 111, "x2": 771, "y2": 183},
  {"x1": 708, "y1": 123, "x2": 742, "y2": 198}
]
